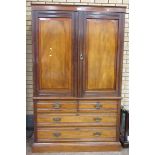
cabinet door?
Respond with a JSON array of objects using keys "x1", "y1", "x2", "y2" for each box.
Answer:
[
  {"x1": 32, "y1": 11, "x2": 78, "y2": 97},
  {"x1": 78, "y1": 12, "x2": 124, "y2": 97}
]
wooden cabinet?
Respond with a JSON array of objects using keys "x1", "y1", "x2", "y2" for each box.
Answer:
[{"x1": 32, "y1": 4, "x2": 125, "y2": 152}]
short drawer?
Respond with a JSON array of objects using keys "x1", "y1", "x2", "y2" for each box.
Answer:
[
  {"x1": 37, "y1": 113, "x2": 117, "y2": 127},
  {"x1": 36, "y1": 100, "x2": 77, "y2": 113},
  {"x1": 37, "y1": 127, "x2": 116, "y2": 142},
  {"x1": 79, "y1": 100, "x2": 118, "y2": 113}
]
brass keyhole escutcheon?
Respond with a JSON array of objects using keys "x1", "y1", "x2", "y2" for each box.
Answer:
[
  {"x1": 93, "y1": 132, "x2": 102, "y2": 137},
  {"x1": 53, "y1": 132, "x2": 61, "y2": 137},
  {"x1": 95, "y1": 102, "x2": 102, "y2": 109},
  {"x1": 94, "y1": 117, "x2": 102, "y2": 122},
  {"x1": 53, "y1": 102, "x2": 61, "y2": 109},
  {"x1": 53, "y1": 117, "x2": 61, "y2": 122},
  {"x1": 80, "y1": 53, "x2": 84, "y2": 60}
]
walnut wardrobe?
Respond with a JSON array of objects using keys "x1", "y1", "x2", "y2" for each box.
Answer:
[{"x1": 31, "y1": 4, "x2": 126, "y2": 152}]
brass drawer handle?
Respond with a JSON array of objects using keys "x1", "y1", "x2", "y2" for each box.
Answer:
[
  {"x1": 53, "y1": 132, "x2": 61, "y2": 137},
  {"x1": 53, "y1": 117, "x2": 61, "y2": 122},
  {"x1": 53, "y1": 102, "x2": 61, "y2": 109},
  {"x1": 95, "y1": 102, "x2": 102, "y2": 109},
  {"x1": 93, "y1": 132, "x2": 102, "y2": 137},
  {"x1": 94, "y1": 117, "x2": 102, "y2": 122}
]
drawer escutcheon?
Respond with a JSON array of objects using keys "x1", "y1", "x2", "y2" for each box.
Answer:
[
  {"x1": 94, "y1": 117, "x2": 102, "y2": 122},
  {"x1": 53, "y1": 102, "x2": 61, "y2": 109},
  {"x1": 53, "y1": 117, "x2": 61, "y2": 122},
  {"x1": 95, "y1": 102, "x2": 102, "y2": 109},
  {"x1": 53, "y1": 132, "x2": 61, "y2": 137},
  {"x1": 93, "y1": 132, "x2": 102, "y2": 137}
]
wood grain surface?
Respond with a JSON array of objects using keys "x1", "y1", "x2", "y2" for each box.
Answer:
[
  {"x1": 32, "y1": 142, "x2": 121, "y2": 152},
  {"x1": 36, "y1": 100, "x2": 77, "y2": 113},
  {"x1": 38, "y1": 18, "x2": 72, "y2": 90},
  {"x1": 37, "y1": 113, "x2": 117, "y2": 126},
  {"x1": 32, "y1": 4, "x2": 125, "y2": 152},
  {"x1": 86, "y1": 19, "x2": 118, "y2": 91},
  {"x1": 37, "y1": 127, "x2": 116, "y2": 142},
  {"x1": 79, "y1": 100, "x2": 118, "y2": 113}
]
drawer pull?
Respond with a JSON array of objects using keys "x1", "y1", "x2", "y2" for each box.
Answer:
[
  {"x1": 53, "y1": 117, "x2": 61, "y2": 122},
  {"x1": 53, "y1": 132, "x2": 61, "y2": 137},
  {"x1": 94, "y1": 117, "x2": 102, "y2": 122},
  {"x1": 95, "y1": 102, "x2": 102, "y2": 109},
  {"x1": 53, "y1": 102, "x2": 61, "y2": 109},
  {"x1": 93, "y1": 132, "x2": 102, "y2": 137}
]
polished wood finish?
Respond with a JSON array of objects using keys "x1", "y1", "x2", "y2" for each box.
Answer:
[
  {"x1": 32, "y1": 4, "x2": 126, "y2": 13},
  {"x1": 36, "y1": 100, "x2": 77, "y2": 113},
  {"x1": 36, "y1": 100, "x2": 117, "y2": 113},
  {"x1": 32, "y1": 10, "x2": 78, "y2": 97},
  {"x1": 38, "y1": 18, "x2": 72, "y2": 91},
  {"x1": 37, "y1": 113, "x2": 117, "y2": 127},
  {"x1": 32, "y1": 4, "x2": 125, "y2": 152},
  {"x1": 79, "y1": 100, "x2": 118, "y2": 113},
  {"x1": 33, "y1": 96, "x2": 122, "y2": 100},
  {"x1": 86, "y1": 19, "x2": 117, "y2": 90},
  {"x1": 37, "y1": 127, "x2": 116, "y2": 142},
  {"x1": 79, "y1": 12, "x2": 124, "y2": 97},
  {"x1": 32, "y1": 142, "x2": 121, "y2": 152}
]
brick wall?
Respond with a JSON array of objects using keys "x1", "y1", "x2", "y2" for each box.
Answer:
[{"x1": 26, "y1": 0, "x2": 129, "y2": 114}]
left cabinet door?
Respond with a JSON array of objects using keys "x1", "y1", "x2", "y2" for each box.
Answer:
[{"x1": 32, "y1": 11, "x2": 78, "y2": 97}]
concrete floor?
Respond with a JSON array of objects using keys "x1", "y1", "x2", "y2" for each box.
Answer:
[{"x1": 26, "y1": 138, "x2": 129, "y2": 155}]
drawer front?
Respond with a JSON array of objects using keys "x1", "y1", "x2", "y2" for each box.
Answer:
[
  {"x1": 37, "y1": 127, "x2": 116, "y2": 142},
  {"x1": 79, "y1": 100, "x2": 118, "y2": 113},
  {"x1": 36, "y1": 100, "x2": 77, "y2": 113},
  {"x1": 37, "y1": 113, "x2": 117, "y2": 126}
]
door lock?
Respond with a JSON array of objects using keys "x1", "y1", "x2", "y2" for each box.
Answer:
[{"x1": 80, "y1": 53, "x2": 84, "y2": 60}]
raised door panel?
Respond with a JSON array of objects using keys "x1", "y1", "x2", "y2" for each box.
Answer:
[
  {"x1": 79, "y1": 13, "x2": 124, "y2": 97},
  {"x1": 39, "y1": 18, "x2": 72, "y2": 90},
  {"x1": 33, "y1": 11, "x2": 77, "y2": 96},
  {"x1": 86, "y1": 19, "x2": 117, "y2": 90}
]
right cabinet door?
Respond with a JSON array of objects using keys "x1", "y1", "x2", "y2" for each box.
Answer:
[{"x1": 79, "y1": 12, "x2": 124, "y2": 97}]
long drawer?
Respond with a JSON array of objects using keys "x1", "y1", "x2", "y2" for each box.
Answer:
[
  {"x1": 37, "y1": 127, "x2": 116, "y2": 142},
  {"x1": 79, "y1": 100, "x2": 118, "y2": 113},
  {"x1": 37, "y1": 113, "x2": 117, "y2": 127},
  {"x1": 36, "y1": 100, "x2": 77, "y2": 113}
]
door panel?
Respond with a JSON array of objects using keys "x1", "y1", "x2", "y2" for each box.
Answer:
[
  {"x1": 39, "y1": 18, "x2": 72, "y2": 90},
  {"x1": 33, "y1": 11, "x2": 77, "y2": 96},
  {"x1": 86, "y1": 19, "x2": 117, "y2": 90},
  {"x1": 79, "y1": 13, "x2": 122, "y2": 97}
]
